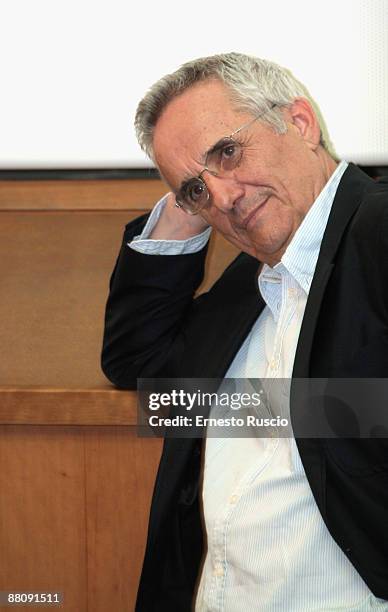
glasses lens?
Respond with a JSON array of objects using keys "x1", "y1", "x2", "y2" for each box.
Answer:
[
  {"x1": 207, "y1": 138, "x2": 242, "y2": 173},
  {"x1": 177, "y1": 178, "x2": 208, "y2": 214}
]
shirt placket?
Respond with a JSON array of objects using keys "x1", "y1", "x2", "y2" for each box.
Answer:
[
  {"x1": 207, "y1": 516, "x2": 226, "y2": 611},
  {"x1": 265, "y1": 271, "x2": 299, "y2": 379},
  {"x1": 203, "y1": 435, "x2": 280, "y2": 611}
]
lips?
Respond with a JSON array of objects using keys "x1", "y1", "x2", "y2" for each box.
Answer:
[{"x1": 239, "y1": 196, "x2": 270, "y2": 229}]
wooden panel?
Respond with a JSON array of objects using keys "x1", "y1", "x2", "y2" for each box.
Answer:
[
  {"x1": 204, "y1": 232, "x2": 239, "y2": 293},
  {"x1": 0, "y1": 426, "x2": 87, "y2": 611},
  {"x1": 0, "y1": 210, "x2": 129, "y2": 388},
  {"x1": 0, "y1": 426, "x2": 163, "y2": 612},
  {"x1": 0, "y1": 388, "x2": 137, "y2": 425},
  {"x1": 0, "y1": 179, "x2": 168, "y2": 210},
  {"x1": 85, "y1": 429, "x2": 162, "y2": 612},
  {"x1": 0, "y1": 211, "x2": 239, "y2": 389}
]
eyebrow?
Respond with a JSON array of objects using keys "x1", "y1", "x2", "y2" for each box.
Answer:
[
  {"x1": 177, "y1": 136, "x2": 231, "y2": 194},
  {"x1": 177, "y1": 160, "x2": 206, "y2": 194},
  {"x1": 178, "y1": 177, "x2": 193, "y2": 194}
]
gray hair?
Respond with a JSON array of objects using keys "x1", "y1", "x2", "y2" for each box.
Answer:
[{"x1": 135, "y1": 52, "x2": 328, "y2": 159}]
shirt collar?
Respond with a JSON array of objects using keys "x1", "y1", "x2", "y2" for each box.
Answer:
[{"x1": 260, "y1": 160, "x2": 348, "y2": 295}]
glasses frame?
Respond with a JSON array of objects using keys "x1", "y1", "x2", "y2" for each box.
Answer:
[{"x1": 174, "y1": 103, "x2": 277, "y2": 215}]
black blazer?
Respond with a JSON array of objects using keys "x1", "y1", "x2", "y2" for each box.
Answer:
[{"x1": 102, "y1": 164, "x2": 388, "y2": 610}]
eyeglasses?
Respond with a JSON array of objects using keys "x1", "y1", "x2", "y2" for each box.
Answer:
[{"x1": 174, "y1": 103, "x2": 277, "y2": 215}]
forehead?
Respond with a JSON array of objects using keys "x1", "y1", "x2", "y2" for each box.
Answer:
[{"x1": 152, "y1": 80, "x2": 251, "y2": 186}]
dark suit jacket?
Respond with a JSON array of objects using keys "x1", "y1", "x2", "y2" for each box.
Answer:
[{"x1": 102, "y1": 164, "x2": 388, "y2": 610}]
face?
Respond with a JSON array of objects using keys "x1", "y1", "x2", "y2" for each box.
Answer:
[{"x1": 153, "y1": 80, "x2": 336, "y2": 265}]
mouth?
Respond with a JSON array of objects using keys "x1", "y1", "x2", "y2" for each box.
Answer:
[{"x1": 239, "y1": 196, "x2": 270, "y2": 230}]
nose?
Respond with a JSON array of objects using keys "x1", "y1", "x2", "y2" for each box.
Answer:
[{"x1": 202, "y1": 171, "x2": 245, "y2": 213}]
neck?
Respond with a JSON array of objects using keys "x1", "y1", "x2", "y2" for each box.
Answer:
[
  {"x1": 259, "y1": 150, "x2": 340, "y2": 267},
  {"x1": 317, "y1": 147, "x2": 338, "y2": 184}
]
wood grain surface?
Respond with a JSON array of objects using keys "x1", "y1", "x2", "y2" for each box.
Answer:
[
  {"x1": 0, "y1": 426, "x2": 88, "y2": 611},
  {"x1": 0, "y1": 179, "x2": 168, "y2": 210},
  {"x1": 0, "y1": 425, "x2": 162, "y2": 612},
  {"x1": 0, "y1": 207, "x2": 238, "y2": 390}
]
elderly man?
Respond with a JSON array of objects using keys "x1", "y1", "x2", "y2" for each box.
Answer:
[{"x1": 102, "y1": 53, "x2": 388, "y2": 611}]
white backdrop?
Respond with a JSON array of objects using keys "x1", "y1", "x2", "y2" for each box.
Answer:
[{"x1": 0, "y1": 0, "x2": 387, "y2": 168}]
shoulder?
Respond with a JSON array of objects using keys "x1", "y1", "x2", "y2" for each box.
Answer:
[
  {"x1": 349, "y1": 172, "x2": 388, "y2": 238},
  {"x1": 348, "y1": 175, "x2": 388, "y2": 292}
]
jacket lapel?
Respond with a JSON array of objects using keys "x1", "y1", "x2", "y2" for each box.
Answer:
[{"x1": 292, "y1": 163, "x2": 373, "y2": 378}]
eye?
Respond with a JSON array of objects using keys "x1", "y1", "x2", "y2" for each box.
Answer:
[
  {"x1": 218, "y1": 139, "x2": 242, "y2": 170},
  {"x1": 221, "y1": 143, "x2": 237, "y2": 159},
  {"x1": 187, "y1": 179, "x2": 206, "y2": 202}
]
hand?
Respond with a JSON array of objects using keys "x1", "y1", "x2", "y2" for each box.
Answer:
[{"x1": 149, "y1": 192, "x2": 210, "y2": 240}]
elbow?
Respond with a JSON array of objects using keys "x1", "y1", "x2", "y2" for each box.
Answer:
[{"x1": 101, "y1": 352, "x2": 137, "y2": 390}]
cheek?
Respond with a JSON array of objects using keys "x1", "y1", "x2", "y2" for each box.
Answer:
[{"x1": 200, "y1": 209, "x2": 254, "y2": 251}]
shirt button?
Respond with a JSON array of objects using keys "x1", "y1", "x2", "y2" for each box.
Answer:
[
  {"x1": 213, "y1": 563, "x2": 224, "y2": 577},
  {"x1": 288, "y1": 287, "x2": 297, "y2": 297},
  {"x1": 270, "y1": 360, "x2": 277, "y2": 370},
  {"x1": 229, "y1": 494, "x2": 239, "y2": 504}
]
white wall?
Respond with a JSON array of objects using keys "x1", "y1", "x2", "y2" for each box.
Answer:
[{"x1": 0, "y1": 0, "x2": 387, "y2": 168}]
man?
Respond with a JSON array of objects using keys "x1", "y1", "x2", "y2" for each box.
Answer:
[{"x1": 102, "y1": 53, "x2": 388, "y2": 610}]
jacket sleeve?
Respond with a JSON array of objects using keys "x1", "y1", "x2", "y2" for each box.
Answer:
[{"x1": 101, "y1": 214, "x2": 209, "y2": 389}]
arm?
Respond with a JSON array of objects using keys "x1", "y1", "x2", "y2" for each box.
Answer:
[{"x1": 101, "y1": 194, "x2": 211, "y2": 389}]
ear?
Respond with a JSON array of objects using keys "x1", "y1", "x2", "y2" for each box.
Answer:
[{"x1": 287, "y1": 97, "x2": 321, "y2": 151}]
